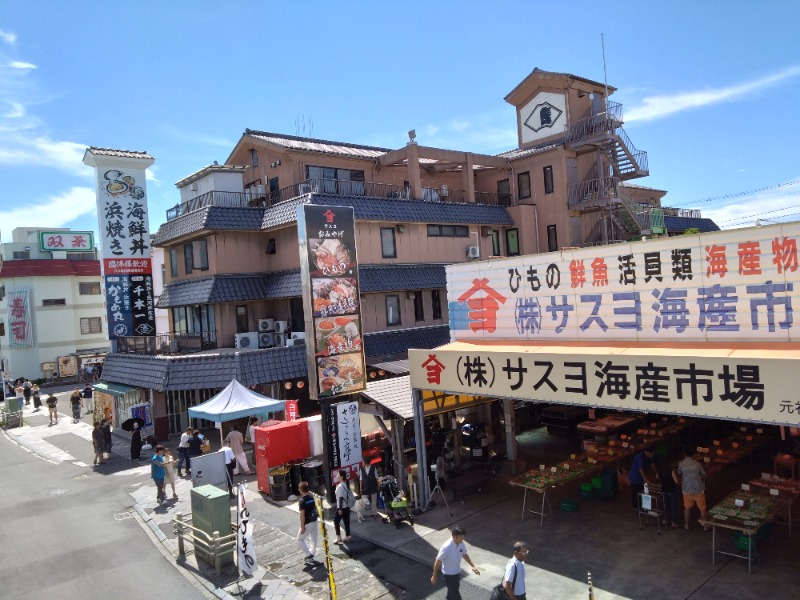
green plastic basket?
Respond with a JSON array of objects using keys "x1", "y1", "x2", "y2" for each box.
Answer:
[{"x1": 560, "y1": 497, "x2": 578, "y2": 512}]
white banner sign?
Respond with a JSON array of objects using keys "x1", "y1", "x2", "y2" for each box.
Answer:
[
  {"x1": 96, "y1": 167, "x2": 152, "y2": 263},
  {"x1": 7, "y1": 289, "x2": 32, "y2": 347},
  {"x1": 335, "y1": 399, "x2": 362, "y2": 469},
  {"x1": 447, "y1": 222, "x2": 800, "y2": 343},
  {"x1": 410, "y1": 345, "x2": 800, "y2": 426},
  {"x1": 237, "y1": 483, "x2": 257, "y2": 576}
]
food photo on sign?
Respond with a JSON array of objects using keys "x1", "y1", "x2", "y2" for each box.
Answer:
[
  {"x1": 310, "y1": 238, "x2": 354, "y2": 276},
  {"x1": 317, "y1": 352, "x2": 365, "y2": 397},
  {"x1": 314, "y1": 315, "x2": 362, "y2": 356},
  {"x1": 312, "y1": 277, "x2": 359, "y2": 317}
]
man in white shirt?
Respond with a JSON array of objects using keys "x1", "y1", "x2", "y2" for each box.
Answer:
[
  {"x1": 431, "y1": 525, "x2": 480, "y2": 600},
  {"x1": 176, "y1": 427, "x2": 193, "y2": 477},
  {"x1": 503, "y1": 541, "x2": 528, "y2": 600},
  {"x1": 225, "y1": 426, "x2": 252, "y2": 475},
  {"x1": 220, "y1": 440, "x2": 236, "y2": 498}
]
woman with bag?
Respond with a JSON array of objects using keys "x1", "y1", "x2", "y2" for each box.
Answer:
[
  {"x1": 333, "y1": 469, "x2": 353, "y2": 545},
  {"x1": 31, "y1": 384, "x2": 42, "y2": 411},
  {"x1": 163, "y1": 449, "x2": 178, "y2": 499}
]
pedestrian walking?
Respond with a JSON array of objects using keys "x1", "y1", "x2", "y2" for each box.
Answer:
[
  {"x1": 359, "y1": 460, "x2": 379, "y2": 510},
  {"x1": 296, "y1": 481, "x2": 319, "y2": 563},
  {"x1": 176, "y1": 426, "x2": 193, "y2": 476},
  {"x1": 187, "y1": 430, "x2": 203, "y2": 466},
  {"x1": 333, "y1": 469, "x2": 352, "y2": 545},
  {"x1": 431, "y1": 525, "x2": 480, "y2": 600},
  {"x1": 676, "y1": 446, "x2": 709, "y2": 530},
  {"x1": 22, "y1": 379, "x2": 32, "y2": 405},
  {"x1": 499, "y1": 541, "x2": 528, "y2": 600},
  {"x1": 225, "y1": 426, "x2": 252, "y2": 475},
  {"x1": 101, "y1": 418, "x2": 113, "y2": 458},
  {"x1": 92, "y1": 421, "x2": 105, "y2": 466},
  {"x1": 31, "y1": 384, "x2": 42, "y2": 411},
  {"x1": 221, "y1": 440, "x2": 236, "y2": 498},
  {"x1": 130, "y1": 424, "x2": 143, "y2": 460},
  {"x1": 69, "y1": 388, "x2": 83, "y2": 423},
  {"x1": 151, "y1": 445, "x2": 167, "y2": 505},
  {"x1": 163, "y1": 449, "x2": 178, "y2": 499},
  {"x1": 46, "y1": 393, "x2": 58, "y2": 424},
  {"x1": 82, "y1": 383, "x2": 93, "y2": 414}
]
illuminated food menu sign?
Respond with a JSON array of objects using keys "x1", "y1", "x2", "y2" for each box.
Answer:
[
  {"x1": 83, "y1": 149, "x2": 156, "y2": 340},
  {"x1": 298, "y1": 205, "x2": 367, "y2": 400}
]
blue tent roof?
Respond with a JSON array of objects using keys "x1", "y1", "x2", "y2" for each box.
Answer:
[{"x1": 188, "y1": 379, "x2": 285, "y2": 422}]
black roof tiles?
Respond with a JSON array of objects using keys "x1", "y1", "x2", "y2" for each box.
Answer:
[{"x1": 359, "y1": 264, "x2": 446, "y2": 293}]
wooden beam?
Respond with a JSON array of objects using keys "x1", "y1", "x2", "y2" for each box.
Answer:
[
  {"x1": 376, "y1": 146, "x2": 410, "y2": 168},
  {"x1": 416, "y1": 146, "x2": 509, "y2": 169}
]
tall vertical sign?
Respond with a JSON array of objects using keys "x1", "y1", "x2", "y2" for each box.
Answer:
[
  {"x1": 297, "y1": 205, "x2": 367, "y2": 400},
  {"x1": 7, "y1": 289, "x2": 32, "y2": 347},
  {"x1": 83, "y1": 148, "x2": 156, "y2": 342}
]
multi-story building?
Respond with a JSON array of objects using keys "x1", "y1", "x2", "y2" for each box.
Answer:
[
  {"x1": 101, "y1": 68, "x2": 718, "y2": 440},
  {"x1": 0, "y1": 227, "x2": 109, "y2": 381}
]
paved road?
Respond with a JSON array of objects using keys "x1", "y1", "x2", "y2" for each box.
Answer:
[{"x1": 0, "y1": 423, "x2": 213, "y2": 600}]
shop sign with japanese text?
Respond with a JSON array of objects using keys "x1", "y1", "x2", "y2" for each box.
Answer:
[
  {"x1": 39, "y1": 231, "x2": 94, "y2": 253},
  {"x1": 104, "y1": 273, "x2": 156, "y2": 338},
  {"x1": 6, "y1": 289, "x2": 32, "y2": 346},
  {"x1": 323, "y1": 399, "x2": 362, "y2": 483},
  {"x1": 447, "y1": 222, "x2": 800, "y2": 343},
  {"x1": 297, "y1": 204, "x2": 366, "y2": 400},
  {"x1": 410, "y1": 346, "x2": 800, "y2": 426}
]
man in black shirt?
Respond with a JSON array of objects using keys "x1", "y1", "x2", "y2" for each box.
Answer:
[{"x1": 296, "y1": 482, "x2": 319, "y2": 564}]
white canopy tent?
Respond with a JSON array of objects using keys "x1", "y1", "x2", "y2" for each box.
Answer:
[{"x1": 188, "y1": 379, "x2": 286, "y2": 423}]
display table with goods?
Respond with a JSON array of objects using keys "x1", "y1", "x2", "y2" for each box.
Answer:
[
  {"x1": 699, "y1": 487, "x2": 792, "y2": 573},
  {"x1": 510, "y1": 458, "x2": 596, "y2": 526},
  {"x1": 576, "y1": 414, "x2": 641, "y2": 440},
  {"x1": 692, "y1": 429, "x2": 773, "y2": 477}
]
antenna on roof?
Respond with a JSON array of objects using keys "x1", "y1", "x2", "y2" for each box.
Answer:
[{"x1": 601, "y1": 33, "x2": 610, "y2": 110}]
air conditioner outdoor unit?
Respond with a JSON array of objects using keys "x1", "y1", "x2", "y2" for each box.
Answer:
[
  {"x1": 290, "y1": 332, "x2": 306, "y2": 340},
  {"x1": 255, "y1": 184, "x2": 265, "y2": 197},
  {"x1": 440, "y1": 184, "x2": 449, "y2": 197},
  {"x1": 274, "y1": 333, "x2": 287, "y2": 347},
  {"x1": 466, "y1": 245, "x2": 480, "y2": 259},
  {"x1": 235, "y1": 332, "x2": 259, "y2": 349},
  {"x1": 258, "y1": 332, "x2": 275, "y2": 348},
  {"x1": 258, "y1": 318, "x2": 275, "y2": 332},
  {"x1": 286, "y1": 338, "x2": 305, "y2": 347},
  {"x1": 274, "y1": 320, "x2": 289, "y2": 334}
]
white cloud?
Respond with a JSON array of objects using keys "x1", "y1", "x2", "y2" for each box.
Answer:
[
  {"x1": 0, "y1": 134, "x2": 92, "y2": 178},
  {"x1": 8, "y1": 61, "x2": 36, "y2": 70},
  {"x1": 157, "y1": 124, "x2": 233, "y2": 148},
  {"x1": 691, "y1": 180, "x2": 800, "y2": 230},
  {"x1": 0, "y1": 186, "x2": 96, "y2": 241},
  {"x1": 626, "y1": 65, "x2": 800, "y2": 123},
  {"x1": 0, "y1": 30, "x2": 16, "y2": 46},
  {"x1": 416, "y1": 116, "x2": 517, "y2": 152},
  {"x1": 2, "y1": 101, "x2": 24, "y2": 118}
]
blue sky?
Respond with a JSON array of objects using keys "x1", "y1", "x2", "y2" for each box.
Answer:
[{"x1": 0, "y1": 1, "x2": 798, "y2": 243}]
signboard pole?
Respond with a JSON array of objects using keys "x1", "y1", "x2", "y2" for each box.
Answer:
[{"x1": 319, "y1": 397, "x2": 336, "y2": 505}]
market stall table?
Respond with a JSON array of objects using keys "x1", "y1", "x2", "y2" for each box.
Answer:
[
  {"x1": 577, "y1": 414, "x2": 640, "y2": 441},
  {"x1": 699, "y1": 488, "x2": 792, "y2": 573},
  {"x1": 510, "y1": 459, "x2": 596, "y2": 526}
]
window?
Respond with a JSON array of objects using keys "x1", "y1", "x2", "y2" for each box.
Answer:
[
  {"x1": 305, "y1": 166, "x2": 365, "y2": 195},
  {"x1": 250, "y1": 149, "x2": 258, "y2": 168},
  {"x1": 12, "y1": 251, "x2": 30, "y2": 259},
  {"x1": 491, "y1": 230, "x2": 501, "y2": 256},
  {"x1": 385, "y1": 295, "x2": 401, "y2": 326},
  {"x1": 426, "y1": 225, "x2": 469, "y2": 237},
  {"x1": 183, "y1": 239, "x2": 209, "y2": 273},
  {"x1": 431, "y1": 290, "x2": 442, "y2": 320},
  {"x1": 79, "y1": 282, "x2": 101, "y2": 295},
  {"x1": 0, "y1": 322, "x2": 4, "y2": 337},
  {"x1": 380, "y1": 227, "x2": 397, "y2": 258},
  {"x1": 43, "y1": 298, "x2": 66, "y2": 306},
  {"x1": 413, "y1": 291, "x2": 424, "y2": 322},
  {"x1": 170, "y1": 248, "x2": 178, "y2": 276},
  {"x1": 517, "y1": 171, "x2": 531, "y2": 199},
  {"x1": 547, "y1": 225, "x2": 558, "y2": 252},
  {"x1": 266, "y1": 239, "x2": 276, "y2": 255},
  {"x1": 0, "y1": 286, "x2": 5, "y2": 301},
  {"x1": 497, "y1": 178, "x2": 512, "y2": 206},
  {"x1": 543, "y1": 165, "x2": 554, "y2": 194},
  {"x1": 67, "y1": 251, "x2": 96, "y2": 260},
  {"x1": 236, "y1": 305, "x2": 249, "y2": 333},
  {"x1": 171, "y1": 304, "x2": 216, "y2": 335},
  {"x1": 506, "y1": 228, "x2": 520, "y2": 256},
  {"x1": 80, "y1": 317, "x2": 102, "y2": 334}
]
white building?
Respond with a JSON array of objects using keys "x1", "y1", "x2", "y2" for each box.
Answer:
[{"x1": 0, "y1": 227, "x2": 110, "y2": 381}]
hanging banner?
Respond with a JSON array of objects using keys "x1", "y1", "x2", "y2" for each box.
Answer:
[
  {"x1": 58, "y1": 355, "x2": 77, "y2": 378},
  {"x1": 446, "y1": 222, "x2": 800, "y2": 344},
  {"x1": 83, "y1": 148, "x2": 156, "y2": 340},
  {"x1": 324, "y1": 399, "x2": 363, "y2": 482},
  {"x1": 297, "y1": 204, "x2": 367, "y2": 400},
  {"x1": 39, "y1": 231, "x2": 95, "y2": 253},
  {"x1": 237, "y1": 483, "x2": 257, "y2": 576},
  {"x1": 285, "y1": 400, "x2": 299, "y2": 421},
  {"x1": 7, "y1": 289, "x2": 32, "y2": 347}
]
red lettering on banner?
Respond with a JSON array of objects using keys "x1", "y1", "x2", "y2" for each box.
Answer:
[
  {"x1": 457, "y1": 278, "x2": 507, "y2": 333},
  {"x1": 772, "y1": 237, "x2": 798, "y2": 274},
  {"x1": 738, "y1": 241, "x2": 762, "y2": 276},
  {"x1": 421, "y1": 354, "x2": 446, "y2": 384},
  {"x1": 705, "y1": 244, "x2": 728, "y2": 278}
]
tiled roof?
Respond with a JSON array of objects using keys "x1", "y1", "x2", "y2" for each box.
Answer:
[
  {"x1": 86, "y1": 147, "x2": 154, "y2": 160},
  {"x1": 102, "y1": 345, "x2": 310, "y2": 391},
  {"x1": 622, "y1": 183, "x2": 667, "y2": 193},
  {"x1": 0, "y1": 259, "x2": 101, "y2": 278},
  {"x1": 663, "y1": 216, "x2": 720, "y2": 234},
  {"x1": 505, "y1": 68, "x2": 615, "y2": 102},
  {"x1": 359, "y1": 264, "x2": 447, "y2": 293},
  {"x1": 362, "y1": 376, "x2": 413, "y2": 420},
  {"x1": 245, "y1": 130, "x2": 391, "y2": 159},
  {"x1": 264, "y1": 270, "x2": 302, "y2": 299},
  {"x1": 156, "y1": 275, "x2": 270, "y2": 308},
  {"x1": 497, "y1": 140, "x2": 563, "y2": 160},
  {"x1": 152, "y1": 206, "x2": 265, "y2": 246},
  {"x1": 262, "y1": 194, "x2": 513, "y2": 229},
  {"x1": 102, "y1": 354, "x2": 170, "y2": 391},
  {"x1": 363, "y1": 325, "x2": 450, "y2": 358}
]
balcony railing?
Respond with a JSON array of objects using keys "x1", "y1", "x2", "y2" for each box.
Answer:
[
  {"x1": 165, "y1": 179, "x2": 510, "y2": 221},
  {"x1": 565, "y1": 101, "x2": 623, "y2": 146},
  {"x1": 117, "y1": 330, "x2": 217, "y2": 355},
  {"x1": 568, "y1": 176, "x2": 622, "y2": 207}
]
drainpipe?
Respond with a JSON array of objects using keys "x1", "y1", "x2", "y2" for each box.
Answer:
[{"x1": 533, "y1": 204, "x2": 541, "y2": 254}]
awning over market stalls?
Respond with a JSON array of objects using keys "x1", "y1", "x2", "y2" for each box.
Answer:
[
  {"x1": 409, "y1": 340, "x2": 800, "y2": 427},
  {"x1": 94, "y1": 382, "x2": 140, "y2": 396},
  {"x1": 188, "y1": 379, "x2": 285, "y2": 422}
]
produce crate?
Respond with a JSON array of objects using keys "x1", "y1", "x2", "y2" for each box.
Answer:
[{"x1": 560, "y1": 497, "x2": 578, "y2": 512}]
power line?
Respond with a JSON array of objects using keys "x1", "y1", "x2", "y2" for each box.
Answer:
[
  {"x1": 671, "y1": 178, "x2": 800, "y2": 208},
  {"x1": 718, "y1": 202, "x2": 800, "y2": 224}
]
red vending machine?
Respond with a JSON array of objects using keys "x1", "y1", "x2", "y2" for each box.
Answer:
[{"x1": 254, "y1": 420, "x2": 310, "y2": 494}]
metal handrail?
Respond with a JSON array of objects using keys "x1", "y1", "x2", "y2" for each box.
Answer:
[
  {"x1": 173, "y1": 512, "x2": 236, "y2": 577},
  {"x1": 116, "y1": 330, "x2": 218, "y2": 355},
  {"x1": 565, "y1": 101, "x2": 623, "y2": 145},
  {"x1": 568, "y1": 176, "x2": 621, "y2": 207},
  {"x1": 614, "y1": 127, "x2": 648, "y2": 173}
]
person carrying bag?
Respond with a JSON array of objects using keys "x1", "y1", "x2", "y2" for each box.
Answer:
[{"x1": 490, "y1": 541, "x2": 528, "y2": 600}]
